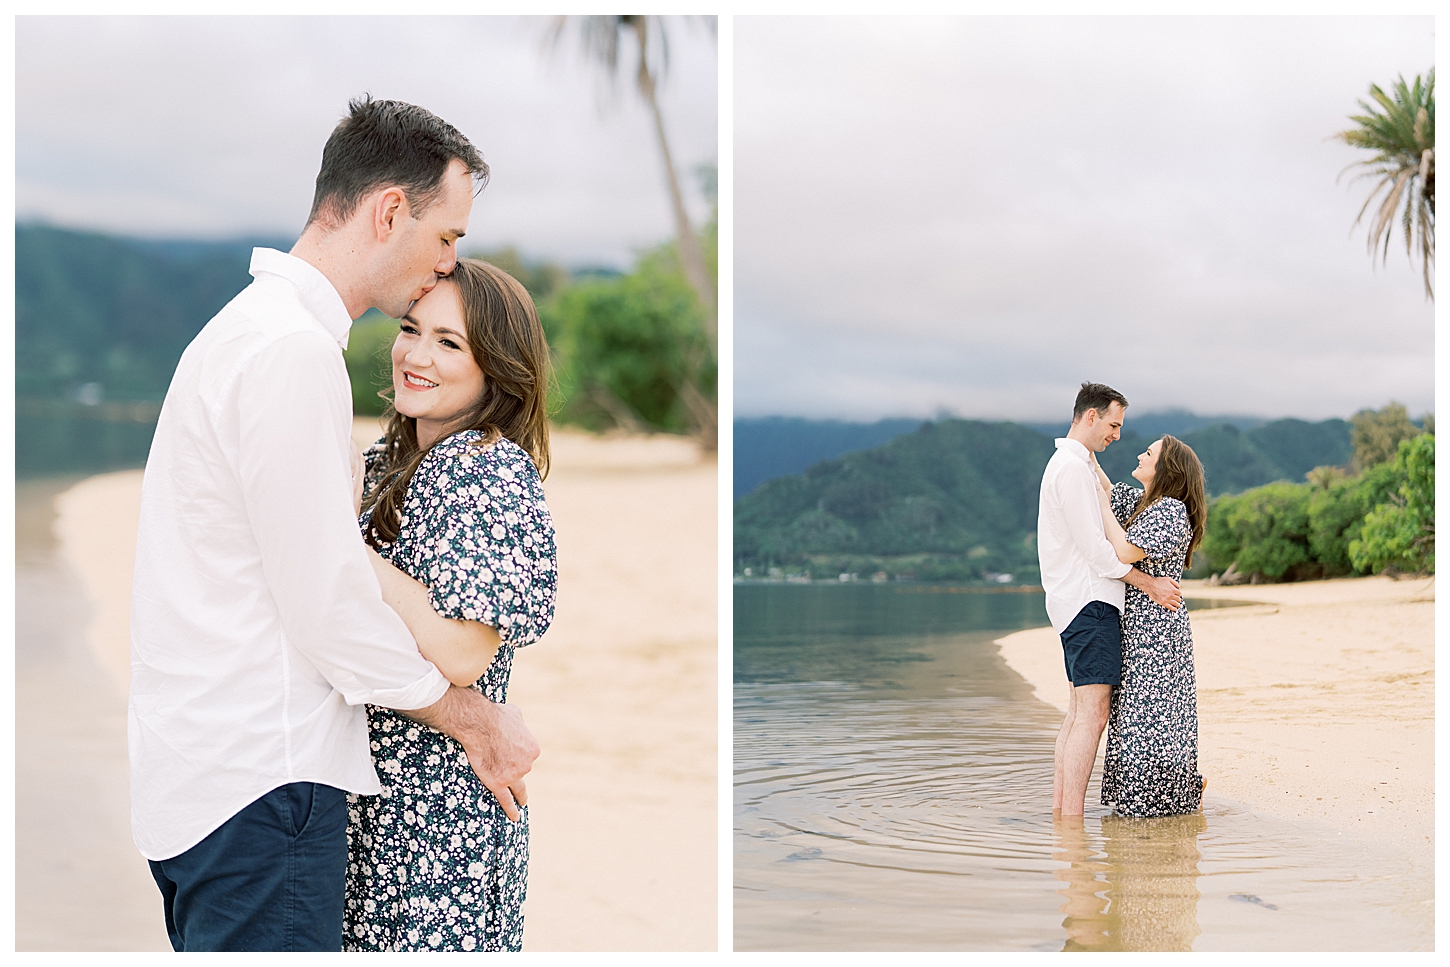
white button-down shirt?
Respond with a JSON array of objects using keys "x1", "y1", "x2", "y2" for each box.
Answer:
[
  {"x1": 1037, "y1": 437, "x2": 1132, "y2": 633},
  {"x1": 128, "y1": 248, "x2": 450, "y2": 861}
]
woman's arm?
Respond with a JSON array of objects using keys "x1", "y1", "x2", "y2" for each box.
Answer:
[
  {"x1": 1088, "y1": 449, "x2": 1113, "y2": 494},
  {"x1": 1095, "y1": 486, "x2": 1147, "y2": 564},
  {"x1": 367, "y1": 548, "x2": 501, "y2": 687}
]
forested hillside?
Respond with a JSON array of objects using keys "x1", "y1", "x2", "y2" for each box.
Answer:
[{"x1": 734, "y1": 416, "x2": 1354, "y2": 582}]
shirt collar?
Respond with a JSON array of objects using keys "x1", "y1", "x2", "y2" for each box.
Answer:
[
  {"x1": 1055, "y1": 437, "x2": 1092, "y2": 463},
  {"x1": 248, "y1": 248, "x2": 353, "y2": 350}
]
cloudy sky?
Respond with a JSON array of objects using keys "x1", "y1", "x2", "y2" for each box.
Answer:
[
  {"x1": 736, "y1": 16, "x2": 1435, "y2": 423},
  {"x1": 16, "y1": 15, "x2": 717, "y2": 270}
]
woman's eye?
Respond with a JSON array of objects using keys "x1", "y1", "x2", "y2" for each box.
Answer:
[{"x1": 441, "y1": 339, "x2": 461, "y2": 350}]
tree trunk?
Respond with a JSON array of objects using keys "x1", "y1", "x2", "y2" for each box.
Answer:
[{"x1": 633, "y1": 19, "x2": 717, "y2": 343}]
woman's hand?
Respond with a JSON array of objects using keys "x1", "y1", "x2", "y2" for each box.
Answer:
[
  {"x1": 1089, "y1": 450, "x2": 1112, "y2": 493},
  {"x1": 1095, "y1": 482, "x2": 1114, "y2": 518},
  {"x1": 349, "y1": 441, "x2": 366, "y2": 517}
]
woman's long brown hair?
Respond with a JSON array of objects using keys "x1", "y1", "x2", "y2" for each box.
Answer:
[
  {"x1": 1127, "y1": 434, "x2": 1207, "y2": 568},
  {"x1": 364, "y1": 258, "x2": 551, "y2": 547}
]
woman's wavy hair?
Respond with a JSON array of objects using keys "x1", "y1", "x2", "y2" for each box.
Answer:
[
  {"x1": 364, "y1": 258, "x2": 551, "y2": 547},
  {"x1": 1128, "y1": 434, "x2": 1207, "y2": 568}
]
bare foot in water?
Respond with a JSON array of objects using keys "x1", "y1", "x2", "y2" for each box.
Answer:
[{"x1": 1199, "y1": 777, "x2": 1209, "y2": 809}]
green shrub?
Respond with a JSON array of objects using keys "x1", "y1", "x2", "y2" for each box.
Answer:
[
  {"x1": 1305, "y1": 462, "x2": 1398, "y2": 575},
  {"x1": 342, "y1": 311, "x2": 398, "y2": 418},
  {"x1": 540, "y1": 243, "x2": 714, "y2": 434},
  {"x1": 1203, "y1": 481, "x2": 1312, "y2": 579}
]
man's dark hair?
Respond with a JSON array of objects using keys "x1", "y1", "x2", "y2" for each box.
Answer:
[
  {"x1": 1072, "y1": 381, "x2": 1129, "y2": 421},
  {"x1": 306, "y1": 95, "x2": 488, "y2": 229}
]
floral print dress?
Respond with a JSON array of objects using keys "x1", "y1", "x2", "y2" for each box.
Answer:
[
  {"x1": 343, "y1": 430, "x2": 556, "y2": 952},
  {"x1": 1099, "y1": 482, "x2": 1204, "y2": 817}
]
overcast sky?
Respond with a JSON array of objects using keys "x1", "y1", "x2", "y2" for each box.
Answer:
[
  {"x1": 736, "y1": 16, "x2": 1435, "y2": 423},
  {"x1": 16, "y1": 15, "x2": 716, "y2": 270}
]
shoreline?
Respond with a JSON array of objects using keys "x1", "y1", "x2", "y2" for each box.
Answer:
[{"x1": 994, "y1": 575, "x2": 1433, "y2": 859}]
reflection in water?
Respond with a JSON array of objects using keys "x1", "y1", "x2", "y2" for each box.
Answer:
[{"x1": 1055, "y1": 814, "x2": 1205, "y2": 951}]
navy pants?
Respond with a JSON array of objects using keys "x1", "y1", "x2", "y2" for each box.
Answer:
[{"x1": 148, "y1": 782, "x2": 347, "y2": 951}]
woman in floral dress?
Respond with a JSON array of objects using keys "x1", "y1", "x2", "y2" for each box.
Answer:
[
  {"x1": 1089, "y1": 435, "x2": 1207, "y2": 817},
  {"x1": 342, "y1": 259, "x2": 556, "y2": 951}
]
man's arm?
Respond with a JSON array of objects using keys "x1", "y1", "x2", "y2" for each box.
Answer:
[
  {"x1": 1122, "y1": 565, "x2": 1181, "y2": 610},
  {"x1": 236, "y1": 333, "x2": 449, "y2": 710},
  {"x1": 402, "y1": 686, "x2": 539, "y2": 822}
]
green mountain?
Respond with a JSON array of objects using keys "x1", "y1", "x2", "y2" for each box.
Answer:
[
  {"x1": 734, "y1": 416, "x2": 927, "y2": 498},
  {"x1": 734, "y1": 416, "x2": 1352, "y2": 582},
  {"x1": 17, "y1": 224, "x2": 290, "y2": 403}
]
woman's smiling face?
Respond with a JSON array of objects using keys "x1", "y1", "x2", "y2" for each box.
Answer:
[
  {"x1": 1132, "y1": 438, "x2": 1163, "y2": 487},
  {"x1": 391, "y1": 279, "x2": 485, "y2": 448}
]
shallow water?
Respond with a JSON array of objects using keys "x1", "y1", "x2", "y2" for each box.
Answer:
[{"x1": 733, "y1": 584, "x2": 1429, "y2": 951}]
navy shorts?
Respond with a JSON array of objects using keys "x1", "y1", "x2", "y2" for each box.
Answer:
[
  {"x1": 148, "y1": 781, "x2": 347, "y2": 952},
  {"x1": 1060, "y1": 600, "x2": 1122, "y2": 686}
]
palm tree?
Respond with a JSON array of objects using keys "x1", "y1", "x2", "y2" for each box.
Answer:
[
  {"x1": 1333, "y1": 70, "x2": 1435, "y2": 299},
  {"x1": 546, "y1": 15, "x2": 718, "y2": 448},
  {"x1": 547, "y1": 15, "x2": 717, "y2": 337}
]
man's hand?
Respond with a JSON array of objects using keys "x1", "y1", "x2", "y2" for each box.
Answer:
[
  {"x1": 461, "y1": 700, "x2": 539, "y2": 821},
  {"x1": 1143, "y1": 574, "x2": 1182, "y2": 611},
  {"x1": 1122, "y1": 567, "x2": 1182, "y2": 611},
  {"x1": 401, "y1": 685, "x2": 540, "y2": 821}
]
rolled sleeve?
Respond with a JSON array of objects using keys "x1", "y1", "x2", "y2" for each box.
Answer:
[{"x1": 236, "y1": 332, "x2": 449, "y2": 710}]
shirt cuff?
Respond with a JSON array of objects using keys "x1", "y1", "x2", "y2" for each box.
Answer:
[{"x1": 361, "y1": 664, "x2": 452, "y2": 711}]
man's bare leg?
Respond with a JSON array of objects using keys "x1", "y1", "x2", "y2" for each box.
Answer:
[
  {"x1": 1059, "y1": 683, "x2": 1112, "y2": 817},
  {"x1": 1053, "y1": 686, "x2": 1079, "y2": 813}
]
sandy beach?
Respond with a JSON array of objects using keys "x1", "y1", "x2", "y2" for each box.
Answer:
[
  {"x1": 16, "y1": 421, "x2": 717, "y2": 951},
  {"x1": 994, "y1": 576, "x2": 1434, "y2": 858}
]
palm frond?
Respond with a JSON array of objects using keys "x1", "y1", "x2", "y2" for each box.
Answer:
[{"x1": 1333, "y1": 69, "x2": 1435, "y2": 299}]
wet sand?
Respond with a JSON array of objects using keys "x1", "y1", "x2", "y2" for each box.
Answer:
[
  {"x1": 995, "y1": 576, "x2": 1434, "y2": 857},
  {"x1": 16, "y1": 423, "x2": 717, "y2": 951}
]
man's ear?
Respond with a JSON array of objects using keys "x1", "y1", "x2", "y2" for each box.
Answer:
[{"x1": 372, "y1": 187, "x2": 408, "y2": 243}]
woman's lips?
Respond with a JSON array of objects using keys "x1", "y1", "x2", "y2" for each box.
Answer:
[{"x1": 403, "y1": 371, "x2": 438, "y2": 390}]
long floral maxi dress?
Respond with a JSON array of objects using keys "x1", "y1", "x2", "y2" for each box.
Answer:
[
  {"x1": 342, "y1": 430, "x2": 557, "y2": 952},
  {"x1": 1099, "y1": 481, "x2": 1204, "y2": 817}
]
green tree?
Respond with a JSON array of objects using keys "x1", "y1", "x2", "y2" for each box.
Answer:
[
  {"x1": 1350, "y1": 433, "x2": 1435, "y2": 574},
  {"x1": 1202, "y1": 481, "x2": 1313, "y2": 580},
  {"x1": 1305, "y1": 462, "x2": 1400, "y2": 575},
  {"x1": 540, "y1": 240, "x2": 714, "y2": 435},
  {"x1": 1350, "y1": 401, "x2": 1422, "y2": 471},
  {"x1": 546, "y1": 15, "x2": 718, "y2": 448},
  {"x1": 1334, "y1": 70, "x2": 1435, "y2": 299},
  {"x1": 342, "y1": 311, "x2": 398, "y2": 418}
]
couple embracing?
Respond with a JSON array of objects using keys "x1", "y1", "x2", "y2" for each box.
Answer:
[
  {"x1": 1039, "y1": 382, "x2": 1208, "y2": 818},
  {"x1": 130, "y1": 97, "x2": 554, "y2": 951}
]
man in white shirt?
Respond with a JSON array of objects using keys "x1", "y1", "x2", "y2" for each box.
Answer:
[
  {"x1": 130, "y1": 97, "x2": 538, "y2": 951},
  {"x1": 1037, "y1": 382, "x2": 1182, "y2": 817}
]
